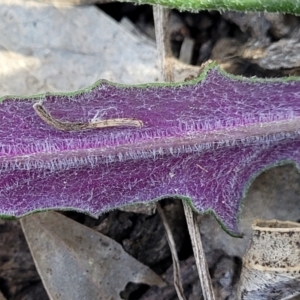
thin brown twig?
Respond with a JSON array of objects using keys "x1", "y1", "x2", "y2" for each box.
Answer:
[
  {"x1": 33, "y1": 102, "x2": 143, "y2": 131},
  {"x1": 153, "y1": 5, "x2": 216, "y2": 299},
  {"x1": 157, "y1": 203, "x2": 187, "y2": 300},
  {"x1": 153, "y1": 6, "x2": 186, "y2": 299},
  {"x1": 182, "y1": 201, "x2": 216, "y2": 300},
  {"x1": 153, "y1": 6, "x2": 174, "y2": 82}
]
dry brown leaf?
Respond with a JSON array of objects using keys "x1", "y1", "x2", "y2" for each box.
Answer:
[{"x1": 20, "y1": 212, "x2": 165, "y2": 300}]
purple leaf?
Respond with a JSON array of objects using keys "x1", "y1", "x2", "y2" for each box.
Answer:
[{"x1": 1, "y1": 62, "x2": 300, "y2": 235}]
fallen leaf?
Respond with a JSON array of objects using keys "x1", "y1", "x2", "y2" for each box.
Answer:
[{"x1": 21, "y1": 212, "x2": 165, "y2": 300}]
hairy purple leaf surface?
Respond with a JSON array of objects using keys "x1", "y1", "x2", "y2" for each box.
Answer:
[{"x1": 1, "y1": 63, "x2": 300, "y2": 235}]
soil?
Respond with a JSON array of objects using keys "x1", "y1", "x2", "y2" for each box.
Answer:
[{"x1": 1, "y1": 3, "x2": 300, "y2": 300}]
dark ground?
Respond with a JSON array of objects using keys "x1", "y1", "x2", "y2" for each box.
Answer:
[{"x1": 1, "y1": 3, "x2": 300, "y2": 299}]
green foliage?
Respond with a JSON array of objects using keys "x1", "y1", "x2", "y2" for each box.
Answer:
[{"x1": 119, "y1": 0, "x2": 300, "y2": 14}]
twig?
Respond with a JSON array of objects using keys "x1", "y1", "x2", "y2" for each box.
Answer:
[
  {"x1": 33, "y1": 102, "x2": 143, "y2": 131},
  {"x1": 153, "y1": 6, "x2": 174, "y2": 82},
  {"x1": 153, "y1": 5, "x2": 215, "y2": 299},
  {"x1": 154, "y1": 6, "x2": 186, "y2": 299},
  {"x1": 157, "y1": 203, "x2": 187, "y2": 300},
  {"x1": 182, "y1": 201, "x2": 216, "y2": 300}
]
